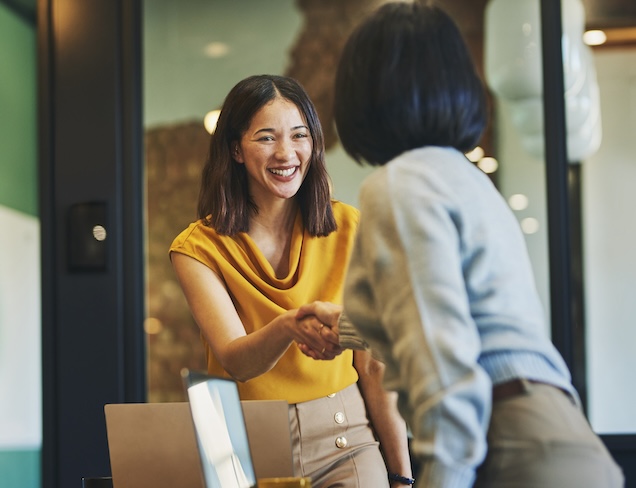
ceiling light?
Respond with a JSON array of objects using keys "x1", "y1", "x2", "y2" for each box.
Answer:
[
  {"x1": 583, "y1": 30, "x2": 607, "y2": 46},
  {"x1": 204, "y1": 42, "x2": 230, "y2": 58}
]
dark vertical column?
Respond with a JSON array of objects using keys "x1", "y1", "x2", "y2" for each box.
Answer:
[
  {"x1": 539, "y1": 0, "x2": 574, "y2": 371},
  {"x1": 119, "y1": 0, "x2": 146, "y2": 406},
  {"x1": 38, "y1": 0, "x2": 145, "y2": 487},
  {"x1": 541, "y1": 0, "x2": 590, "y2": 408},
  {"x1": 568, "y1": 163, "x2": 587, "y2": 412},
  {"x1": 38, "y1": 0, "x2": 57, "y2": 485}
]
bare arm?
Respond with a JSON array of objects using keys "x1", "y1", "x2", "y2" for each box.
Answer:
[
  {"x1": 171, "y1": 252, "x2": 328, "y2": 381},
  {"x1": 354, "y1": 350, "x2": 412, "y2": 487}
]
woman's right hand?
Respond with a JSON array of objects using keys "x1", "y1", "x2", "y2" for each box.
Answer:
[{"x1": 293, "y1": 301, "x2": 343, "y2": 360}]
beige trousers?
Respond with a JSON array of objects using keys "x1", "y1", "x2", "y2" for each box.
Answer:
[
  {"x1": 474, "y1": 381, "x2": 624, "y2": 488},
  {"x1": 288, "y1": 383, "x2": 389, "y2": 488}
]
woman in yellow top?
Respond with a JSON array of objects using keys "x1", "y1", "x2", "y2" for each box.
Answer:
[{"x1": 170, "y1": 75, "x2": 412, "y2": 488}]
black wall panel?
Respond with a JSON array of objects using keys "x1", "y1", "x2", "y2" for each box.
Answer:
[{"x1": 38, "y1": 0, "x2": 145, "y2": 487}]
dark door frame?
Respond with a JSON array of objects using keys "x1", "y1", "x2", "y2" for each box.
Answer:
[{"x1": 38, "y1": 0, "x2": 145, "y2": 486}]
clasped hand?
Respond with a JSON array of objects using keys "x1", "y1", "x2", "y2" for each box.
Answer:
[{"x1": 294, "y1": 301, "x2": 344, "y2": 360}]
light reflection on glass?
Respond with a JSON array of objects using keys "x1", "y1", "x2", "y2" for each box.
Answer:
[
  {"x1": 520, "y1": 217, "x2": 540, "y2": 234},
  {"x1": 186, "y1": 376, "x2": 256, "y2": 488},
  {"x1": 508, "y1": 193, "x2": 529, "y2": 211},
  {"x1": 478, "y1": 156, "x2": 499, "y2": 174},
  {"x1": 204, "y1": 110, "x2": 222, "y2": 134}
]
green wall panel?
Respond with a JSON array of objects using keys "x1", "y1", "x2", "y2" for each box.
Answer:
[
  {"x1": 0, "y1": 5, "x2": 40, "y2": 488},
  {"x1": 0, "y1": 4, "x2": 37, "y2": 217},
  {"x1": 0, "y1": 449, "x2": 40, "y2": 488}
]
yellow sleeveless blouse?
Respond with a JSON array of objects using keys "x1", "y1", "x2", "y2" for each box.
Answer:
[{"x1": 169, "y1": 201, "x2": 359, "y2": 403}]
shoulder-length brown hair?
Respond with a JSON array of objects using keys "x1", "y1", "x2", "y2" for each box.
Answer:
[{"x1": 197, "y1": 75, "x2": 336, "y2": 237}]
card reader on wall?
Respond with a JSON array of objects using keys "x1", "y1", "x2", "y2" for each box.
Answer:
[{"x1": 68, "y1": 201, "x2": 108, "y2": 271}]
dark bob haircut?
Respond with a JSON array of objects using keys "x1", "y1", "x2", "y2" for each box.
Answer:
[
  {"x1": 197, "y1": 74, "x2": 336, "y2": 236},
  {"x1": 334, "y1": 2, "x2": 487, "y2": 166}
]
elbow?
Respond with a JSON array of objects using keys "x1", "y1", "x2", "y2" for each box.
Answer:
[
  {"x1": 370, "y1": 355, "x2": 386, "y2": 373},
  {"x1": 365, "y1": 357, "x2": 386, "y2": 380},
  {"x1": 221, "y1": 362, "x2": 254, "y2": 383},
  {"x1": 228, "y1": 372, "x2": 252, "y2": 384},
  {"x1": 355, "y1": 351, "x2": 386, "y2": 379},
  {"x1": 214, "y1": 338, "x2": 280, "y2": 383},
  {"x1": 221, "y1": 352, "x2": 271, "y2": 383}
]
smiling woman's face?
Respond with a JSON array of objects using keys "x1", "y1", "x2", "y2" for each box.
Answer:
[{"x1": 234, "y1": 97, "x2": 313, "y2": 204}]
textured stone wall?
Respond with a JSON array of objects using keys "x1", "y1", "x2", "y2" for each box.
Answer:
[
  {"x1": 145, "y1": 121, "x2": 209, "y2": 402},
  {"x1": 285, "y1": 0, "x2": 390, "y2": 150}
]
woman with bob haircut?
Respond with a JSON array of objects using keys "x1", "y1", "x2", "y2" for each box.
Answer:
[
  {"x1": 306, "y1": 3, "x2": 623, "y2": 487},
  {"x1": 170, "y1": 74, "x2": 411, "y2": 487}
]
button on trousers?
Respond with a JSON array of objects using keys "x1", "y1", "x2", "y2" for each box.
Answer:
[{"x1": 289, "y1": 383, "x2": 389, "y2": 488}]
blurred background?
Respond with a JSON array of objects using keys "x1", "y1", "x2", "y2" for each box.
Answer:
[{"x1": 1, "y1": 0, "x2": 635, "y2": 486}]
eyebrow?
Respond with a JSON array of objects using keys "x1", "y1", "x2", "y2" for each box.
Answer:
[{"x1": 254, "y1": 125, "x2": 308, "y2": 135}]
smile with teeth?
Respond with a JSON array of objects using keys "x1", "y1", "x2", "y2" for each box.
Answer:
[{"x1": 269, "y1": 167, "x2": 297, "y2": 177}]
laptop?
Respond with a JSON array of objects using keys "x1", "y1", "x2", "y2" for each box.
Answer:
[
  {"x1": 105, "y1": 376, "x2": 294, "y2": 488},
  {"x1": 240, "y1": 399, "x2": 295, "y2": 479},
  {"x1": 104, "y1": 401, "x2": 204, "y2": 488},
  {"x1": 182, "y1": 370, "x2": 258, "y2": 488}
]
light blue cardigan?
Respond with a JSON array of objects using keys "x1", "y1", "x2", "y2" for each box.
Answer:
[{"x1": 343, "y1": 146, "x2": 576, "y2": 488}]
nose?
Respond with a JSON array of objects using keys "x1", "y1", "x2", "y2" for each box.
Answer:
[{"x1": 274, "y1": 138, "x2": 295, "y2": 161}]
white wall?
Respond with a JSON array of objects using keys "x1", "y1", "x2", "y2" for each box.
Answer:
[
  {"x1": 0, "y1": 205, "x2": 41, "y2": 448},
  {"x1": 583, "y1": 48, "x2": 636, "y2": 433}
]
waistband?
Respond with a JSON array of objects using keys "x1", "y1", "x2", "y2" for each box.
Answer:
[{"x1": 493, "y1": 378, "x2": 573, "y2": 403}]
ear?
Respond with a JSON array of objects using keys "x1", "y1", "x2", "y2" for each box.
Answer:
[{"x1": 232, "y1": 143, "x2": 244, "y2": 163}]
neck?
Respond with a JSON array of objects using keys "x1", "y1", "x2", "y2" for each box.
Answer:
[
  {"x1": 250, "y1": 197, "x2": 298, "y2": 235},
  {"x1": 248, "y1": 198, "x2": 298, "y2": 279}
]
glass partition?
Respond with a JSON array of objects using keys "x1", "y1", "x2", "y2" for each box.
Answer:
[
  {"x1": 486, "y1": 0, "x2": 636, "y2": 434},
  {"x1": 142, "y1": 0, "x2": 636, "y2": 438},
  {"x1": 143, "y1": 0, "x2": 302, "y2": 402},
  {"x1": 142, "y1": 0, "x2": 380, "y2": 402}
]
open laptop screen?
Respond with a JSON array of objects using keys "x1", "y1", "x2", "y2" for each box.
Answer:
[{"x1": 182, "y1": 369, "x2": 257, "y2": 488}]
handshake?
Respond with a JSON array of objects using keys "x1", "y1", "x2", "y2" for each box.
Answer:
[{"x1": 293, "y1": 301, "x2": 370, "y2": 361}]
